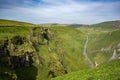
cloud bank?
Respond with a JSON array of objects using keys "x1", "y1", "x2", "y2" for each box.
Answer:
[{"x1": 0, "y1": 0, "x2": 120, "y2": 24}]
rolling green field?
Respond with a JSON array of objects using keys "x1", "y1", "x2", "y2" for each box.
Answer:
[
  {"x1": 0, "y1": 19, "x2": 34, "y2": 27},
  {"x1": 0, "y1": 19, "x2": 120, "y2": 80}
]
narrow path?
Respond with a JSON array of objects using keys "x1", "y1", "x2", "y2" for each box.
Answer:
[{"x1": 83, "y1": 33, "x2": 94, "y2": 68}]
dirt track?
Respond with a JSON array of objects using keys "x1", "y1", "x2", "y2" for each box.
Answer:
[{"x1": 83, "y1": 33, "x2": 94, "y2": 68}]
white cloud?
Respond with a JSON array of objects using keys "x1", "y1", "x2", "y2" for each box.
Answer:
[
  {"x1": 0, "y1": 1, "x2": 120, "y2": 24},
  {"x1": 41, "y1": 0, "x2": 74, "y2": 4}
]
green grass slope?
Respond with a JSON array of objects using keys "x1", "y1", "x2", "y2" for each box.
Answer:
[
  {"x1": 0, "y1": 25, "x2": 89, "y2": 80},
  {"x1": 91, "y1": 20, "x2": 120, "y2": 30},
  {"x1": 78, "y1": 24, "x2": 120, "y2": 66},
  {"x1": 87, "y1": 29, "x2": 120, "y2": 65},
  {"x1": 0, "y1": 19, "x2": 34, "y2": 27},
  {"x1": 52, "y1": 59, "x2": 120, "y2": 80}
]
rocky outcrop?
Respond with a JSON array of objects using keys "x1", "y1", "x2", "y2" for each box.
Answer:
[
  {"x1": 108, "y1": 43, "x2": 120, "y2": 62},
  {"x1": 108, "y1": 49, "x2": 118, "y2": 62}
]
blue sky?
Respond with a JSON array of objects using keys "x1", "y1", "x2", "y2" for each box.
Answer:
[{"x1": 0, "y1": 0, "x2": 120, "y2": 24}]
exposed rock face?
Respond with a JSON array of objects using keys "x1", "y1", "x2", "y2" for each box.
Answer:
[
  {"x1": 10, "y1": 53, "x2": 34, "y2": 68},
  {"x1": 11, "y1": 36, "x2": 25, "y2": 45},
  {"x1": 95, "y1": 61, "x2": 99, "y2": 67},
  {"x1": 0, "y1": 28, "x2": 67, "y2": 80},
  {"x1": 108, "y1": 49, "x2": 118, "y2": 62},
  {"x1": 100, "y1": 46, "x2": 112, "y2": 53}
]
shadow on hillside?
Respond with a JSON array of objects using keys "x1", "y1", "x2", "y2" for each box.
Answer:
[{"x1": 15, "y1": 65, "x2": 38, "y2": 80}]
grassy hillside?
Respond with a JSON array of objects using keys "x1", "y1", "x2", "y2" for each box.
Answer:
[
  {"x1": 91, "y1": 20, "x2": 120, "y2": 30},
  {"x1": 84, "y1": 27, "x2": 120, "y2": 65},
  {"x1": 0, "y1": 25, "x2": 89, "y2": 80},
  {"x1": 0, "y1": 19, "x2": 120, "y2": 80},
  {"x1": 52, "y1": 60, "x2": 120, "y2": 80},
  {"x1": 0, "y1": 19, "x2": 34, "y2": 27},
  {"x1": 52, "y1": 24, "x2": 120, "y2": 80}
]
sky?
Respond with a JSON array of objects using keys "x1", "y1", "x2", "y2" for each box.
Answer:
[{"x1": 0, "y1": 0, "x2": 120, "y2": 24}]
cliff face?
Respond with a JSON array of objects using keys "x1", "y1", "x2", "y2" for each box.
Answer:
[{"x1": 0, "y1": 27, "x2": 67, "y2": 80}]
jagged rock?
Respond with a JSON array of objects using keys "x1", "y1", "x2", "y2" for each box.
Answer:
[
  {"x1": 11, "y1": 36, "x2": 25, "y2": 45},
  {"x1": 116, "y1": 43, "x2": 120, "y2": 52},
  {"x1": 108, "y1": 49, "x2": 118, "y2": 62},
  {"x1": 117, "y1": 49, "x2": 120, "y2": 52},
  {"x1": 95, "y1": 61, "x2": 99, "y2": 67},
  {"x1": 48, "y1": 46, "x2": 52, "y2": 52},
  {"x1": 117, "y1": 43, "x2": 120, "y2": 48},
  {"x1": 101, "y1": 46, "x2": 111, "y2": 53},
  {"x1": 48, "y1": 69, "x2": 56, "y2": 78},
  {"x1": 10, "y1": 52, "x2": 34, "y2": 68}
]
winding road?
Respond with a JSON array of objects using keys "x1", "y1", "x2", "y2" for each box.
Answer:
[{"x1": 83, "y1": 33, "x2": 94, "y2": 68}]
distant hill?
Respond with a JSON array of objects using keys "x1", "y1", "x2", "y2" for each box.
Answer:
[
  {"x1": 66, "y1": 20, "x2": 120, "y2": 29},
  {"x1": 37, "y1": 23, "x2": 69, "y2": 27},
  {"x1": 67, "y1": 24, "x2": 86, "y2": 28},
  {"x1": 91, "y1": 20, "x2": 120, "y2": 29},
  {"x1": 0, "y1": 19, "x2": 34, "y2": 27}
]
